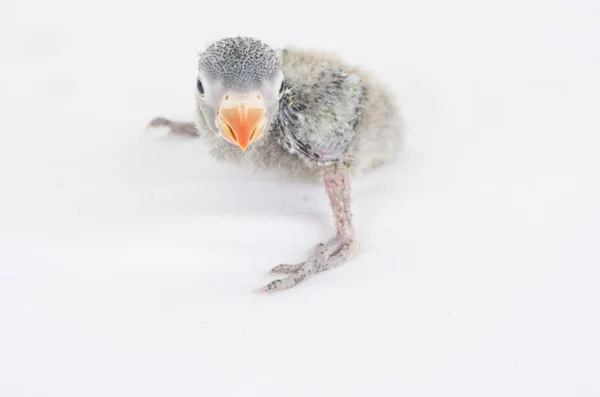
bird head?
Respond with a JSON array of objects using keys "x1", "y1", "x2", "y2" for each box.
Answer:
[{"x1": 195, "y1": 37, "x2": 285, "y2": 151}]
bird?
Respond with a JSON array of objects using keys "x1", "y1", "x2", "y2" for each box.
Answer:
[{"x1": 148, "y1": 37, "x2": 406, "y2": 292}]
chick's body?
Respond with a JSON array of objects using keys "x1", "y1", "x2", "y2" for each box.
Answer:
[
  {"x1": 149, "y1": 37, "x2": 405, "y2": 292},
  {"x1": 196, "y1": 47, "x2": 405, "y2": 181}
]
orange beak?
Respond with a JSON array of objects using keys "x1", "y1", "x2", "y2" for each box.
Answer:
[{"x1": 218, "y1": 93, "x2": 267, "y2": 151}]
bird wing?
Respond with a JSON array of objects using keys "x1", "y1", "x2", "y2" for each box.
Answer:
[{"x1": 274, "y1": 62, "x2": 365, "y2": 166}]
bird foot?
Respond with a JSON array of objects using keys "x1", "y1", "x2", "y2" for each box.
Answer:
[
  {"x1": 258, "y1": 236, "x2": 359, "y2": 293},
  {"x1": 146, "y1": 117, "x2": 198, "y2": 137}
]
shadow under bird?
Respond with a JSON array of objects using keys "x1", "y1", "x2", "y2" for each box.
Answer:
[{"x1": 149, "y1": 37, "x2": 406, "y2": 292}]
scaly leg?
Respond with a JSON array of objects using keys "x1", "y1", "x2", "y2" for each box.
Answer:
[
  {"x1": 147, "y1": 117, "x2": 198, "y2": 137},
  {"x1": 259, "y1": 166, "x2": 359, "y2": 293}
]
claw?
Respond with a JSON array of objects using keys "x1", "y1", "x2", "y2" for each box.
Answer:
[{"x1": 260, "y1": 272, "x2": 309, "y2": 293}]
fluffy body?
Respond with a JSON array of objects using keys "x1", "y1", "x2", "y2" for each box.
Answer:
[
  {"x1": 195, "y1": 46, "x2": 406, "y2": 181},
  {"x1": 149, "y1": 37, "x2": 406, "y2": 292}
]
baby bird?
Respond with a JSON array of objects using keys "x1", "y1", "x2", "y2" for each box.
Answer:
[{"x1": 149, "y1": 37, "x2": 405, "y2": 292}]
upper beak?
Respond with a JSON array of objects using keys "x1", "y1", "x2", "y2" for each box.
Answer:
[{"x1": 218, "y1": 92, "x2": 267, "y2": 151}]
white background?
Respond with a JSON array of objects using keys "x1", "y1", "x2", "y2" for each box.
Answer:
[{"x1": 1, "y1": 0, "x2": 599, "y2": 396}]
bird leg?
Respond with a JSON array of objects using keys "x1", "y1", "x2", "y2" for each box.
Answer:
[
  {"x1": 147, "y1": 117, "x2": 198, "y2": 137},
  {"x1": 259, "y1": 166, "x2": 359, "y2": 293}
]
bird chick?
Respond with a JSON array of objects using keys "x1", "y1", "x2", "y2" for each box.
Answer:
[{"x1": 149, "y1": 37, "x2": 405, "y2": 292}]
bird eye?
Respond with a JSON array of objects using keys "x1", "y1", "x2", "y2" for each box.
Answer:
[
  {"x1": 197, "y1": 79, "x2": 205, "y2": 96},
  {"x1": 278, "y1": 81, "x2": 285, "y2": 97}
]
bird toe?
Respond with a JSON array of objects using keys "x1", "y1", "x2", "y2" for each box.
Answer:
[
  {"x1": 258, "y1": 274, "x2": 306, "y2": 293},
  {"x1": 269, "y1": 263, "x2": 303, "y2": 274}
]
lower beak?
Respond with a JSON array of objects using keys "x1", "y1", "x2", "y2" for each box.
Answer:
[{"x1": 218, "y1": 99, "x2": 266, "y2": 151}]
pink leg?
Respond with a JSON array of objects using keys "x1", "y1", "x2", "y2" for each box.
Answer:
[
  {"x1": 260, "y1": 166, "x2": 358, "y2": 293},
  {"x1": 324, "y1": 167, "x2": 355, "y2": 240}
]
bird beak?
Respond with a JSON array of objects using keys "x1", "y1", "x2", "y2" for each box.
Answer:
[{"x1": 218, "y1": 92, "x2": 267, "y2": 151}]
